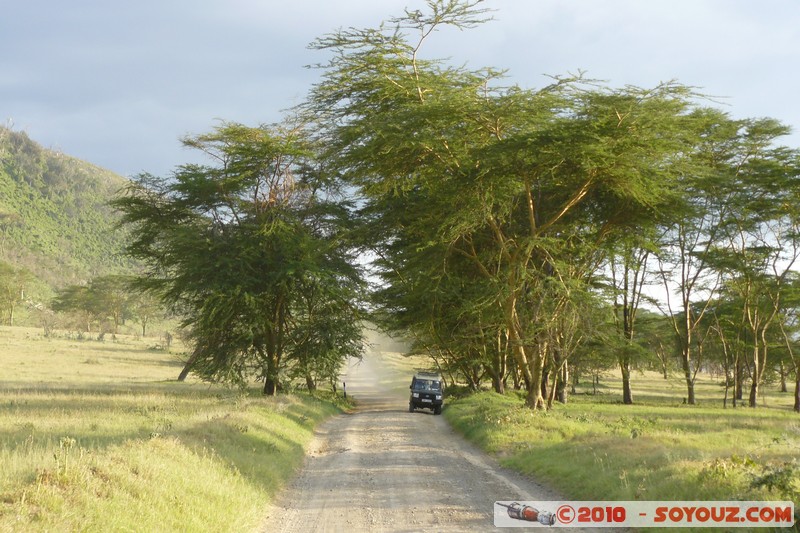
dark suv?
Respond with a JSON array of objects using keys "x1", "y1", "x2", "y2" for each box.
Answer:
[{"x1": 409, "y1": 371, "x2": 444, "y2": 415}]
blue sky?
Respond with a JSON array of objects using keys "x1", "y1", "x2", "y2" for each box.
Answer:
[{"x1": 2, "y1": 0, "x2": 799, "y2": 177}]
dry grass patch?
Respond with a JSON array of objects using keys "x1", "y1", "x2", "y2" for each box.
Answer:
[{"x1": 0, "y1": 326, "x2": 348, "y2": 532}]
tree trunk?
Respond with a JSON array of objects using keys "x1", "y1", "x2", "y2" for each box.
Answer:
[
  {"x1": 679, "y1": 301, "x2": 697, "y2": 405},
  {"x1": 779, "y1": 361, "x2": 787, "y2": 393},
  {"x1": 540, "y1": 368, "x2": 549, "y2": 402},
  {"x1": 749, "y1": 379, "x2": 759, "y2": 408},
  {"x1": 723, "y1": 371, "x2": 730, "y2": 409},
  {"x1": 794, "y1": 372, "x2": 800, "y2": 413},
  {"x1": 263, "y1": 352, "x2": 279, "y2": 396},
  {"x1": 177, "y1": 347, "x2": 200, "y2": 381},
  {"x1": 734, "y1": 358, "x2": 744, "y2": 402},
  {"x1": 681, "y1": 351, "x2": 695, "y2": 405},
  {"x1": 749, "y1": 344, "x2": 760, "y2": 408},
  {"x1": 526, "y1": 346, "x2": 546, "y2": 410},
  {"x1": 525, "y1": 382, "x2": 545, "y2": 410},
  {"x1": 506, "y1": 297, "x2": 536, "y2": 406},
  {"x1": 491, "y1": 372, "x2": 505, "y2": 394},
  {"x1": 620, "y1": 360, "x2": 633, "y2": 405},
  {"x1": 556, "y1": 363, "x2": 568, "y2": 404},
  {"x1": 546, "y1": 371, "x2": 555, "y2": 409},
  {"x1": 491, "y1": 332, "x2": 507, "y2": 394}
]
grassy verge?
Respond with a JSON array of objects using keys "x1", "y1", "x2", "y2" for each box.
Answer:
[
  {"x1": 0, "y1": 326, "x2": 350, "y2": 532},
  {"x1": 444, "y1": 372, "x2": 800, "y2": 528}
]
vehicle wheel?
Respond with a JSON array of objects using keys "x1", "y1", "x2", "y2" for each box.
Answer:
[
  {"x1": 409, "y1": 403, "x2": 415, "y2": 413},
  {"x1": 434, "y1": 406, "x2": 442, "y2": 415}
]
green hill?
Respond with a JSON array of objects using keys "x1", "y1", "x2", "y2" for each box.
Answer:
[{"x1": 0, "y1": 127, "x2": 133, "y2": 289}]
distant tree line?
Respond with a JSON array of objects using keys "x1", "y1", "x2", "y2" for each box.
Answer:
[
  {"x1": 50, "y1": 275, "x2": 163, "y2": 338},
  {"x1": 0, "y1": 263, "x2": 166, "y2": 341}
]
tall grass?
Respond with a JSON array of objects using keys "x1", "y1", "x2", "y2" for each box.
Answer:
[
  {"x1": 0, "y1": 326, "x2": 348, "y2": 532},
  {"x1": 445, "y1": 370, "x2": 800, "y2": 526}
]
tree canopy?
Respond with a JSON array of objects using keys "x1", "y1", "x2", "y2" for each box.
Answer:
[
  {"x1": 112, "y1": 122, "x2": 365, "y2": 394},
  {"x1": 100, "y1": 0, "x2": 800, "y2": 411},
  {"x1": 304, "y1": 0, "x2": 725, "y2": 409}
]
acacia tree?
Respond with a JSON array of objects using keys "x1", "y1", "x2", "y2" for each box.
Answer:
[
  {"x1": 127, "y1": 289, "x2": 163, "y2": 337},
  {"x1": 89, "y1": 275, "x2": 132, "y2": 335},
  {"x1": 606, "y1": 230, "x2": 661, "y2": 404},
  {"x1": 0, "y1": 261, "x2": 33, "y2": 326},
  {"x1": 307, "y1": 0, "x2": 702, "y2": 409},
  {"x1": 633, "y1": 309, "x2": 677, "y2": 380},
  {"x1": 654, "y1": 109, "x2": 741, "y2": 405},
  {"x1": 51, "y1": 284, "x2": 97, "y2": 332},
  {"x1": 655, "y1": 114, "x2": 800, "y2": 406},
  {"x1": 113, "y1": 122, "x2": 364, "y2": 394},
  {"x1": 369, "y1": 225, "x2": 508, "y2": 392},
  {"x1": 52, "y1": 276, "x2": 133, "y2": 335},
  {"x1": 775, "y1": 278, "x2": 800, "y2": 412},
  {"x1": 704, "y1": 121, "x2": 800, "y2": 407},
  {"x1": 284, "y1": 232, "x2": 365, "y2": 391}
]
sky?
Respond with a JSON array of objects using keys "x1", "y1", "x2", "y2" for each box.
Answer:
[{"x1": 2, "y1": 0, "x2": 799, "y2": 178}]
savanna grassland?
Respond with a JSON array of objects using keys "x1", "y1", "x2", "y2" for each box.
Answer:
[
  {"x1": 445, "y1": 371, "x2": 800, "y2": 529},
  {"x1": 0, "y1": 326, "x2": 349, "y2": 532}
]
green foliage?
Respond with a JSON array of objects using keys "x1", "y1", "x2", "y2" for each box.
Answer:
[
  {"x1": 112, "y1": 122, "x2": 365, "y2": 393},
  {"x1": 52, "y1": 275, "x2": 137, "y2": 334},
  {"x1": 4, "y1": 0, "x2": 800, "y2": 414},
  {"x1": 307, "y1": 0, "x2": 713, "y2": 409},
  {"x1": 750, "y1": 460, "x2": 800, "y2": 504},
  {"x1": 0, "y1": 260, "x2": 36, "y2": 325},
  {"x1": 0, "y1": 127, "x2": 133, "y2": 292},
  {"x1": 300, "y1": 0, "x2": 800, "y2": 412},
  {"x1": 286, "y1": 275, "x2": 364, "y2": 391},
  {"x1": 51, "y1": 283, "x2": 94, "y2": 330}
]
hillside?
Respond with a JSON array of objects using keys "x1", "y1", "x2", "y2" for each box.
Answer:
[{"x1": 0, "y1": 127, "x2": 134, "y2": 289}]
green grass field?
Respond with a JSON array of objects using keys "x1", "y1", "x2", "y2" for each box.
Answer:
[
  {"x1": 0, "y1": 326, "x2": 348, "y2": 532},
  {"x1": 4, "y1": 324, "x2": 798, "y2": 531},
  {"x1": 445, "y1": 370, "x2": 800, "y2": 530}
]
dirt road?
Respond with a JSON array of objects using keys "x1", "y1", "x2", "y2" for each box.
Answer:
[{"x1": 261, "y1": 339, "x2": 605, "y2": 532}]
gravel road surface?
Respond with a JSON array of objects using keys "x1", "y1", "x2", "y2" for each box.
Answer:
[{"x1": 261, "y1": 337, "x2": 619, "y2": 532}]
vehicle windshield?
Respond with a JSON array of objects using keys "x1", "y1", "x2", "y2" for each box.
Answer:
[{"x1": 413, "y1": 379, "x2": 441, "y2": 391}]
